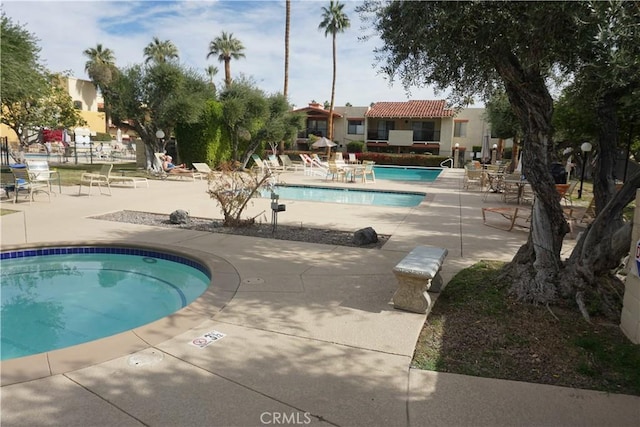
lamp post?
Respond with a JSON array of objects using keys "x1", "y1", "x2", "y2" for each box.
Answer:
[
  {"x1": 453, "y1": 143, "x2": 460, "y2": 168},
  {"x1": 491, "y1": 143, "x2": 498, "y2": 164},
  {"x1": 155, "y1": 129, "x2": 165, "y2": 146},
  {"x1": 577, "y1": 142, "x2": 592, "y2": 199}
]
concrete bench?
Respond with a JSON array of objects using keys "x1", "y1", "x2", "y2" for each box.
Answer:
[{"x1": 392, "y1": 245, "x2": 448, "y2": 314}]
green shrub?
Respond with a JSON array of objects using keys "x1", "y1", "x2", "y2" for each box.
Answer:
[
  {"x1": 92, "y1": 132, "x2": 113, "y2": 142},
  {"x1": 175, "y1": 100, "x2": 231, "y2": 167},
  {"x1": 346, "y1": 141, "x2": 364, "y2": 153}
]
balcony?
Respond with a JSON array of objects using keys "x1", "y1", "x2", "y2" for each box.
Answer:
[
  {"x1": 297, "y1": 129, "x2": 325, "y2": 139},
  {"x1": 367, "y1": 130, "x2": 441, "y2": 142}
]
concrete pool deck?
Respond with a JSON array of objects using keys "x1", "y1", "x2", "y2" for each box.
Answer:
[{"x1": 1, "y1": 167, "x2": 638, "y2": 426}]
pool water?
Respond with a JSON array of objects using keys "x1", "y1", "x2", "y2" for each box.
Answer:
[
  {"x1": 373, "y1": 166, "x2": 441, "y2": 182},
  {"x1": 264, "y1": 185, "x2": 425, "y2": 207},
  {"x1": 0, "y1": 248, "x2": 210, "y2": 360}
]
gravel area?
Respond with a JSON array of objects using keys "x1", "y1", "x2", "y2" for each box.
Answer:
[{"x1": 92, "y1": 210, "x2": 389, "y2": 249}]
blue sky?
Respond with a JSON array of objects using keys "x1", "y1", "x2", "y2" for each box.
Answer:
[{"x1": 2, "y1": 0, "x2": 444, "y2": 109}]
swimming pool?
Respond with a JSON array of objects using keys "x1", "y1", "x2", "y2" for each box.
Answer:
[
  {"x1": 264, "y1": 185, "x2": 425, "y2": 207},
  {"x1": 0, "y1": 246, "x2": 211, "y2": 361},
  {"x1": 373, "y1": 166, "x2": 442, "y2": 182}
]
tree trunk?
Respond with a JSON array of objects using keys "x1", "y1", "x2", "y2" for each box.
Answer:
[
  {"x1": 224, "y1": 58, "x2": 232, "y2": 88},
  {"x1": 495, "y1": 57, "x2": 568, "y2": 305},
  {"x1": 327, "y1": 33, "x2": 337, "y2": 141},
  {"x1": 279, "y1": 0, "x2": 291, "y2": 156},
  {"x1": 592, "y1": 93, "x2": 621, "y2": 215},
  {"x1": 284, "y1": 0, "x2": 290, "y2": 99},
  {"x1": 558, "y1": 93, "x2": 636, "y2": 321}
]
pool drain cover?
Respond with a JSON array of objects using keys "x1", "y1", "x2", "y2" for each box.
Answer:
[
  {"x1": 242, "y1": 277, "x2": 264, "y2": 285},
  {"x1": 127, "y1": 349, "x2": 164, "y2": 367}
]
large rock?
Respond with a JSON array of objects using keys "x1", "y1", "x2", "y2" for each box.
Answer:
[
  {"x1": 353, "y1": 227, "x2": 378, "y2": 246},
  {"x1": 169, "y1": 209, "x2": 190, "y2": 224}
]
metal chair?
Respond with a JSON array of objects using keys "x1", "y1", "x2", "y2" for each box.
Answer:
[{"x1": 11, "y1": 166, "x2": 51, "y2": 203}]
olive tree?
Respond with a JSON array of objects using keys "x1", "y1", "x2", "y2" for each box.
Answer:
[
  {"x1": 359, "y1": 1, "x2": 639, "y2": 320},
  {"x1": 107, "y1": 61, "x2": 213, "y2": 169},
  {"x1": 1, "y1": 15, "x2": 84, "y2": 147}
]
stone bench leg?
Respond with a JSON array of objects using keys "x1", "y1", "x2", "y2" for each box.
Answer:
[
  {"x1": 427, "y1": 272, "x2": 444, "y2": 293},
  {"x1": 392, "y1": 273, "x2": 432, "y2": 314}
]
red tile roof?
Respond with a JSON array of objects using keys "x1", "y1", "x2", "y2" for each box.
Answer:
[
  {"x1": 366, "y1": 100, "x2": 454, "y2": 118},
  {"x1": 292, "y1": 103, "x2": 343, "y2": 118}
]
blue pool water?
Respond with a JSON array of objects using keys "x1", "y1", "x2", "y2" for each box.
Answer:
[
  {"x1": 264, "y1": 185, "x2": 425, "y2": 207},
  {"x1": 0, "y1": 247, "x2": 210, "y2": 360},
  {"x1": 373, "y1": 166, "x2": 442, "y2": 182}
]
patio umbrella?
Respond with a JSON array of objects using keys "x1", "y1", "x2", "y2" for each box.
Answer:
[
  {"x1": 515, "y1": 150, "x2": 523, "y2": 174},
  {"x1": 480, "y1": 135, "x2": 491, "y2": 163},
  {"x1": 311, "y1": 137, "x2": 337, "y2": 148},
  {"x1": 311, "y1": 137, "x2": 337, "y2": 158}
]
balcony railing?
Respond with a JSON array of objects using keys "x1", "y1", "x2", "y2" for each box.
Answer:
[
  {"x1": 297, "y1": 129, "x2": 325, "y2": 139},
  {"x1": 367, "y1": 130, "x2": 441, "y2": 142}
]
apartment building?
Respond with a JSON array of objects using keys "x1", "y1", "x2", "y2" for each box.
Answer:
[{"x1": 294, "y1": 100, "x2": 508, "y2": 163}]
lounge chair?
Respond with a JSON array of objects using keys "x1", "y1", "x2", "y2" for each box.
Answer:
[
  {"x1": 481, "y1": 206, "x2": 531, "y2": 231},
  {"x1": 267, "y1": 154, "x2": 286, "y2": 172},
  {"x1": 108, "y1": 170, "x2": 149, "y2": 189},
  {"x1": 153, "y1": 153, "x2": 204, "y2": 181},
  {"x1": 300, "y1": 153, "x2": 329, "y2": 178},
  {"x1": 279, "y1": 154, "x2": 303, "y2": 171},
  {"x1": 347, "y1": 153, "x2": 359, "y2": 164},
  {"x1": 193, "y1": 163, "x2": 214, "y2": 176},
  {"x1": 26, "y1": 160, "x2": 62, "y2": 194},
  {"x1": 11, "y1": 166, "x2": 51, "y2": 203},
  {"x1": 250, "y1": 154, "x2": 269, "y2": 174},
  {"x1": 79, "y1": 163, "x2": 113, "y2": 196},
  {"x1": 299, "y1": 154, "x2": 314, "y2": 175}
]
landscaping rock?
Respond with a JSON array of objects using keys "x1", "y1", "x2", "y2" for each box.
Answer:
[
  {"x1": 353, "y1": 227, "x2": 378, "y2": 246},
  {"x1": 169, "y1": 209, "x2": 190, "y2": 224}
]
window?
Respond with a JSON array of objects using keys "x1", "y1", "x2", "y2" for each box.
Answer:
[
  {"x1": 412, "y1": 121, "x2": 436, "y2": 141},
  {"x1": 454, "y1": 121, "x2": 467, "y2": 137},
  {"x1": 73, "y1": 100, "x2": 83, "y2": 110},
  {"x1": 376, "y1": 120, "x2": 395, "y2": 140},
  {"x1": 306, "y1": 119, "x2": 327, "y2": 137},
  {"x1": 348, "y1": 120, "x2": 364, "y2": 135}
]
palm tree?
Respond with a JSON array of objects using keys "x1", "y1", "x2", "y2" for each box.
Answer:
[
  {"x1": 205, "y1": 65, "x2": 219, "y2": 94},
  {"x1": 284, "y1": 0, "x2": 291, "y2": 99},
  {"x1": 83, "y1": 43, "x2": 116, "y2": 132},
  {"x1": 143, "y1": 37, "x2": 179, "y2": 64},
  {"x1": 318, "y1": 0, "x2": 350, "y2": 141},
  {"x1": 207, "y1": 31, "x2": 245, "y2": 88}
]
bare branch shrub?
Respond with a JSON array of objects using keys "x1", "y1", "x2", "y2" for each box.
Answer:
[{"x1": 207, "y1": 162, "x2": 274, "y2": 227}]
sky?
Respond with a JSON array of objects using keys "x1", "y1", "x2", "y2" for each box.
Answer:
[{"x1": 2, "y1": 0, "x2": 446, "y2": 109}]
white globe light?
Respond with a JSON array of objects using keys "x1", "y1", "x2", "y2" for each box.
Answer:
[
  {"x1": 581, "y1": 142, "x2": 592, "y2": 152},
  {"x1": 156, "y1": 130, "x2": 165, "y2": 139}
]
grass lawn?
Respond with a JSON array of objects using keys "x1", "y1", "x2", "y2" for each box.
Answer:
[
  {"x1": 412, "y1": 261, "x2": 640, "y2": 396},
  {"x1": 0, "y1": 162, "x2": 152, "y2": 188}
]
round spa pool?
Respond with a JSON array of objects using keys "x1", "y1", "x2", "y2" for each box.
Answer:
[{"x1": 0, "y1": 246, "x2": 211, "y2": 360}]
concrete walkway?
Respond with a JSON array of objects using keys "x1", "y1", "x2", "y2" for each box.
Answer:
[{"x1": 1, "y1": 167, "x2": 638, "y2": 426}]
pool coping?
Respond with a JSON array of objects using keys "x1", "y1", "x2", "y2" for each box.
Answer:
[{"x1": 0, "y1": 240, "x2": 240, "y2": 386}]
